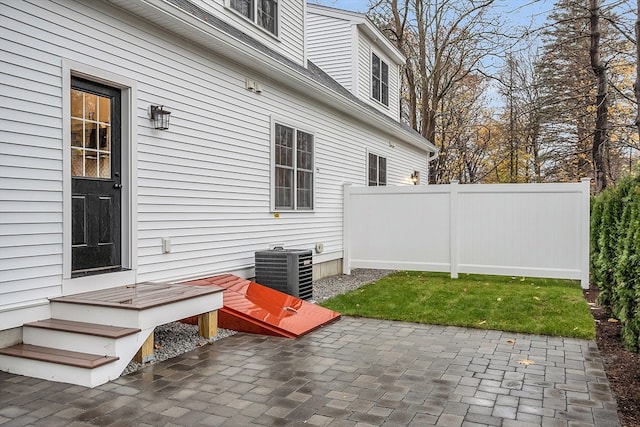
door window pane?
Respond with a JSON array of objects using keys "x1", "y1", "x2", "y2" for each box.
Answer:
[
  {"x1": 72, "y1": 148, "x2": 83, "y2": 176},
  {"x1": 85, "y1": 152, "x2": 98, "y2": 178},
  {"x1": 70, "y1": 89, "x2": 112, "y2": 178},
  {"x1": 99, "y1": 125, "x2": 110, "y2": 150},
  {"x1": 86, "y1": 121, "x2": 98, "y2": 149},
  {"x1": 98, "y1": 97, "x2": 111, "y2": 123},
  {"x1": 71, "y1": 89, "x2": 83, "y2": 118},
  {"x1": 84, "y1": 93, "x2": 97, "y2": 120},
  {"x1": 99, "y1": 153, "x2": 111, "y2": 178},
  {"x1": 71, "y1": 119, "x2": 83, "y2": 147}
]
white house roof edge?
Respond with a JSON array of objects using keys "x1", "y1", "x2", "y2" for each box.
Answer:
[
  {"x1": 306, "y1": 3, "x2": 365, "y2": 20},
  {"x1": 357, "y1": 21, "x2": 406, "y2": 65},
  {"x1": 104, "y1": 0, "x2": 435, "y2": 153}
]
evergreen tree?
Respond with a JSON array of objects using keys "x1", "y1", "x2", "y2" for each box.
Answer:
[
  {"x1": 538, "y1": 0, "x2": 633, "y2": 187},
  {"x1": 613, "y1": 176, "x2": 640, "y2": 350},
  {"x1": 590, "y1": 193, "x2": 606, "y2": 285},
  {"x1": 538, "y1": 0, "x2": 597, "y2": 182},
  {"x1": 592, "y1": 167, "x2": 640, "y2": 351},
  {"x1": 596, "y1": 187, "x2": 618, "y2": 306}
]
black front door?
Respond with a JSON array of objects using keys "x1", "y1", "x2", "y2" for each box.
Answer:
[{"x1": 71, "y1": 78, "x2": 122, "y2": 276}]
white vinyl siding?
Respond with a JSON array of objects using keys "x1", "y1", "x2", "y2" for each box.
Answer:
[
  {"x1": 1, "y1": 5, "x2": 65, "y2": 308},
  {"x1": 0, "y1": 0, "x2": 428, "y2": 319},
  {"x1": 188, "y1": 0, "x2": 304, "y2": 66},
  {"x1": 306, "y1": 13, "x2": 353, "y2": 91}
]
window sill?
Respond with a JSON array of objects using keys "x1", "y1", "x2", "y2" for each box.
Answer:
[
  {"x1": 369, "y1": 96, "x2": 390, "y2": 109},
  {"x1": 272, "y1": 209, "x2": 315, "y2": 213}
]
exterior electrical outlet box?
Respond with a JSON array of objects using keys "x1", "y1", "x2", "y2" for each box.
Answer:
[{"x1": 255, "y1": 248, "x2": 313, "y2": 300}]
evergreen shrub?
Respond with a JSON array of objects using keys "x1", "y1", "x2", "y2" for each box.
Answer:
[{"x1": 591, "y1": 168, "x2": 640, "y2": 352}]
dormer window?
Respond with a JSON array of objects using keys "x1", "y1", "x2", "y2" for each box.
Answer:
[
  {"x1": 371, "y1": 53, "x2": 389, "y2": 106},
  {"x1": 230, "y1": 0, "x2": 278, "y2": 36}
]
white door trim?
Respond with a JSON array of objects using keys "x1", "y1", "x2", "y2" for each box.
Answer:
[{"x1": 61, "y1": 59, "x2": 138, "y2": 295}]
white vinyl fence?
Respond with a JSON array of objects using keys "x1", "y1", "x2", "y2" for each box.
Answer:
[{"x1": 343, "y1": 179, "x2": 591, "y2": 288}]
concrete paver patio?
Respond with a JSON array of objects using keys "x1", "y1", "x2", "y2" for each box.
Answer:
[{"x1": 0, "y1": 317, "x2": 621, "y2": 426}]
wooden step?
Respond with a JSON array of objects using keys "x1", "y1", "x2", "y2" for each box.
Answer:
[
  {"x1": 50, "y1": 283, "x2": 224, "y2": 330},
  {"x1": 0, "y1": 344, "x2": 118, "y2": 369},
  {"x1": 24, "y1": 319, "x2": 140, "y2": 338}
]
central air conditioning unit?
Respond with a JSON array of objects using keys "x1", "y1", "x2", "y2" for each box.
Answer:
[{"x1": 255, "y1": 248, "x2": 313, "y2": 300}]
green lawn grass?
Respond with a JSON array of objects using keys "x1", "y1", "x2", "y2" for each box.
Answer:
[{"x1": 320, "y1": 271, "x2": 595, "y2": 339}]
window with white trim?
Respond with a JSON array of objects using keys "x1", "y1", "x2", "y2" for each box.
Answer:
[
  {"x1": 371, "y1": 53, "x2": 389, "y2": 106},
  {"x1": 274, "y1": 123, "x2": 314, "y2": 210},
  {"x1": 368, "y1": 152, "x2": 387, "y2": 186},
  {"x1": 229, "y1": 0, "x2": 278, "y2": 36}
]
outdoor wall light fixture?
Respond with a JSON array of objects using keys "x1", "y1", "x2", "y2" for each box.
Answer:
[
  {"x1": 149, "y1": 105, "x2": 171, "y2": 130},
  {"x1": 411, "y1": 171, "x2": 419, "y2": 185}
]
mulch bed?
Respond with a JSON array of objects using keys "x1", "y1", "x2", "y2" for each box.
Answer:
[{"x1": 584, "y1": 287, "x2": 640, "y2": 427}]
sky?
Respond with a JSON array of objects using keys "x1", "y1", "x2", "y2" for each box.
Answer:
[
  {"x1": 310, "y1": 0, "x2": 555, "y2": 29},
  {"x1": 312, "y1": 0, "x2": 371, "y2": 13}
]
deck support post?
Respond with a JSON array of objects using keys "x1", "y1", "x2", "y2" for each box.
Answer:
[
  {"x1": 134, "y1": 329, "x2": 155, "y2": 363},
  {"x1": 198, "y1": 310, "x2": 218, "y2": 339}
]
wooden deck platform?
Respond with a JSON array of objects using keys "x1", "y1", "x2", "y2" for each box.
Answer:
[{"x1": 49, "y1": 282, "x2": 222, "y2": 310}]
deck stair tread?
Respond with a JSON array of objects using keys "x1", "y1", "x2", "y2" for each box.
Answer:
[
  {"x1": 50, "y1": 282, "x2": 223, "y2": 310},
  {"x1": 0, "y1": 344, "x2": 118, "y2": 369},
  {"x1": 24, "y1": 319, "x2": 140, "y2": 338}
]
